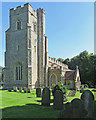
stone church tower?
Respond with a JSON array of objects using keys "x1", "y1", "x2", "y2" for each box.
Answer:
[
  {"x1": 3, "y1": 3, "x2": 81, "y2": 90},
  {"x1": 4, "y1": 3, "x2": 48, "y2": 89}
]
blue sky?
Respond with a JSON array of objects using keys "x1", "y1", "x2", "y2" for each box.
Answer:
[{"x1": 1, "y1": 2, "x2": 94, "y2": 67}]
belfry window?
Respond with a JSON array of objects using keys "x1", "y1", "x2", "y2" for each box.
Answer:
[
  {"x1": 17, "y1": 19, "x2": 21, "y2": 30},
  {"x1": 16, "y1": 65, "x2": 22, "y2": 80}
]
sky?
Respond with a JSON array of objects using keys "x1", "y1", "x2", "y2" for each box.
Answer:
[{"x1": 1, "y1": 2, "x2": 94, "y2": 67}]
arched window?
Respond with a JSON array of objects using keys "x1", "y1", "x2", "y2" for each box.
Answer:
[
  {"x1": 17, "y1": 19, "x2": 21, "y2": 30},
  {"x1": 16, "y1": 64, "x2": 22, "y2": 80}
]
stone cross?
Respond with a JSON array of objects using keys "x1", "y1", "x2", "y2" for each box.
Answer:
[
  {"x1": 53, "y1": 90, "x2": 63, "y2": 110},
  {"x1": 42, "y1": 87, "x2": 50, "y2": 106},
  {"x1": 81, "y1": 90, "x2": 94, "y2": 118}
]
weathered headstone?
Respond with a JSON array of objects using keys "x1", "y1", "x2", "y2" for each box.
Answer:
[
  {"x1": 36, "y1": 88, "x2": 41, "y2": 97},
  {"x1": 52, "y1": 85, "x2": 60, "y2": 96},
  {"x1": 81, "y1": 90, "x2": 94, "y2": 118},
  {"x1": 71, "y1": 98, "x2": 87, "y2": 118},
  {"x1": 59, "y1": 99, "x2": 87, "y2": 119},
  {"x1": 53, "y1": 90, "x2": 63, "y2": 110},
  {"x1": 59, "y1": 102, "x2": 72, "y2": 118},
  {"x1": 13, "y1": 86, "x2": 18, "y2": 92},
  {"x1": 42, "y1": 87, "x2": 50, "y2": 106}
]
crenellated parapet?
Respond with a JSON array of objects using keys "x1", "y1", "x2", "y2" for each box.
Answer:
[
  {"x1": 10, "y1": 3, "x2": 37, "y2": 18},
  {"x1": 48, "y1": 56, "x2": 68, "y2": 70}
]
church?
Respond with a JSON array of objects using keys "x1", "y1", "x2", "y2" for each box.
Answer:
[{"x1": 3, "y1": 3, "x2": 81, "y2": 90}]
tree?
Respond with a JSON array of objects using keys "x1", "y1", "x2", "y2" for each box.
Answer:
[
  {"x1": 57, "y1": 58, "x2": 64, "y2": 63},
  {"x1": 63, "y1": 58, "x2": 70, "y2": 65}
]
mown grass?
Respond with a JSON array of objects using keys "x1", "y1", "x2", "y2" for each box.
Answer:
[{"x1": 0, "y1": 88, "x2": 96, "y2": 119}]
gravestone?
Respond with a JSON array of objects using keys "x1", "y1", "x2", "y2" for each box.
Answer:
[
  {"x1": 8, "y1": 88, "x2": 11, "y2": 92},
  {"x1": 24, "y1": 87, "x2": 26, "y2": 93},
  {"x1": 59, "y1": 102, "x2": 72, "y2": 118},
  {"x1": 36, "y1": 88, "x2": 41, "y2": 97},
  {"x1": 13, "y1": 86, "x2": 18, "y2": 92},
  {"x1": 53, "y1": 90, "x2": 63, "y2": 110},
  {"x1": 71, "y1": 98, "x2": 87, "y2": 118},
  {"x1": 42, "y1": 87, "x2": 50, "y2": 106},
  {"x1": 19, "y1": 87, "x2": 22, "y2": 92},
  {"x1": 59, "y1": 98, "x2": 87, "y2": 119},
  {"x1": 81, "y1": 90, "x2": 94, "y2": 118},
  {"x1": 52, "y1": 85, "x2": 60, "y2": 96},
  {"x1": 27, "y1": 88, "x2": 31, "y2": 93},
  {"x1": 26, "y1": 88, "x2": 30, "y2": 93}
]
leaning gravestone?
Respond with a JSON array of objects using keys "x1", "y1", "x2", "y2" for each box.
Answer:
[
  {"x1": 42, "y1": 87, "x2": 50, "y2": 106},
  {"x1": 13, "y1": 86, "x2": 18, "y2": 92},
  {"x1": 36, "y1": 88, "x2": 41, "y2": 97},
  {"x1": 71, "y1": 98, "x2": 87, "y2": 118},
  {"x1": 53, "y1": 90, "x2": 63, "y2": 110},
  {"x1": 81, "y1": 90, "x2": 94, "y2": 118}
]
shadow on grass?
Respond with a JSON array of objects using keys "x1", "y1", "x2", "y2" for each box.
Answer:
[
  {"x1": 7, "y1": 91, "x2": 36, "y2": 95},
  {"x1": 37, "y1": 99, "x2": 54, "y2": 104},
  {"x1": 2, "y1": 103, "x2": 60, "y2": 119}
]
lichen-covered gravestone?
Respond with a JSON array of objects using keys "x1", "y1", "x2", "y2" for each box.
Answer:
[
  {"x1": 42, "y1": 87, "x2": 50, "y2": 106},
  {"x1": 53, "y1": 90, "x2": 63, "y2": 110},
  {"x1": 81, "y1": 90, "x2": 94, "y2": 118},
  {"x1": 71, "y1": 98, "x2": 87, "y2": 118},
  {"x1": 36, "y1": 88, "x2": 41, "y2": 97}
]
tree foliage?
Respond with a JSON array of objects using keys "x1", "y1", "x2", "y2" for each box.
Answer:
[{"x1": 58, "y1": 51, "x2": 96, "y2": 87}]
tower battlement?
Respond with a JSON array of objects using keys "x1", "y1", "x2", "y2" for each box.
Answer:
[{"x1": 10, "y1": 3, "x2": 37, "y2": 18}]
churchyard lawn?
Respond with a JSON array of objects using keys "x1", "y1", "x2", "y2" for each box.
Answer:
[{"x1": 0, "y1": 88, "x2": 96, "y2": 118}]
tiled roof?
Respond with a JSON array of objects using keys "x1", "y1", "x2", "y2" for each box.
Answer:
[{"x1": 65, "y1": 70, "x2": 76, "y2": 80}]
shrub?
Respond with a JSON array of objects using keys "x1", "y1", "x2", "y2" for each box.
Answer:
[{"x1": 52, "y1": 82, "x2": 68, "y2": 96}]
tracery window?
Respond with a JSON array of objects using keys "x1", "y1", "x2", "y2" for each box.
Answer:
[{"x1": 16, "y1": 65, "x2": 22, "y2": 80}]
